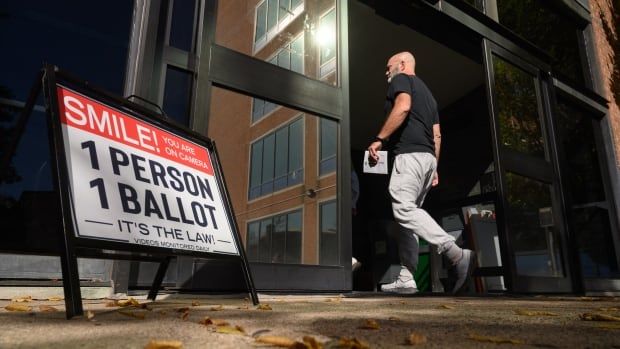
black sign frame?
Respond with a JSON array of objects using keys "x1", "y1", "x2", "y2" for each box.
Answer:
[{"x1": 2, "y1": 65, "x2": 258, "y2": 318}]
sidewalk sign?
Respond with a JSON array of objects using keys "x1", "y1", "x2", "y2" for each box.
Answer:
[{"x1": 0, "y1": 65, "x2": 258, "y2": 318}]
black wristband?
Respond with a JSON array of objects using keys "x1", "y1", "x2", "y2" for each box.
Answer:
[{"x1": 374, "y1": 136, "x2": 386, "y2": 145}]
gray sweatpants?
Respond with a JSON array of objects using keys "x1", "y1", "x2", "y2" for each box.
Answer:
[{"x1": 389, "y1": 152, "x2": 456, "y2": 273}]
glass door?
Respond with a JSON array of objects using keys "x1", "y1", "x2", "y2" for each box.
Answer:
[{"x1": 482, "y1": 40, "x2": 573, "y2": 292}]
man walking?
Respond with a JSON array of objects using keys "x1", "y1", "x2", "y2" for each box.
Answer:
[{"x1": 368, "y1": 51, "x2": 476, "y2": 295}]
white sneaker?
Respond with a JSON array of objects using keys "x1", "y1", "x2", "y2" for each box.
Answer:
[
  {"x1": 352, "y1": 257, "x2": 361, "y2": 272},
  {"x1": 380, "y1": 278, "x2": 418, "y2": 294}
]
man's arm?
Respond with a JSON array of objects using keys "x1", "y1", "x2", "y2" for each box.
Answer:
[
  {"x1": 432, "y1": 123, "x2": 441, "y2": 186},
  {"x1": 368, "y1": 92, "x2": 411, "y2": 161}
]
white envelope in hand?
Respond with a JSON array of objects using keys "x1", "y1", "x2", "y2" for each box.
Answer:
[{"x1": 363, "y1": 150, "x2": 388, "y2": 174}]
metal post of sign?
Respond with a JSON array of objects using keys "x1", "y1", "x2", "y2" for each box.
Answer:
[
  {"x1": 147, "y1": 256, "x2": 172, "y2": 300},
  {"x1": 43, "y1": 65, "x2": 84, "y2": 319},
  {"x1": 211, "y1": 142, "x2": 259, "y2": 305}
]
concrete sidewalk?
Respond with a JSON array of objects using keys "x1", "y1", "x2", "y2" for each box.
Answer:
[{"x1": 1, "y1": 292, "x2": 619, "y2": 348}]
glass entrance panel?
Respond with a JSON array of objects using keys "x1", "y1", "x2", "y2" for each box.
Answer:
[
  {"x1": 505, "y1": 173, "x2": 563, "y2": 277},
  {"x1": 555, "y1": 96, "x2": 619, "y2": 278},
  {"x1": 208, "y1": 86, "x2": 338, "y2": 267},
  {"x1": 492, "y1": 55, "x2": 546, "y2": 158},
  {"x1": 485, "y1": 41, "x2": 573, "y2": 291},
  {"x1": 215, "y1": 0, "x2": 339, "y2": 86}
]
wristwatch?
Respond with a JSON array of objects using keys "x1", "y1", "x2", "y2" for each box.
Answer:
[{"x1": 374, "y1": 136, "x2": 386, "y2": 145}]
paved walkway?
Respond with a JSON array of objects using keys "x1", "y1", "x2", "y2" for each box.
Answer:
[{"x1": 1, "y1": 292, "x2": 619, "y2": 348}]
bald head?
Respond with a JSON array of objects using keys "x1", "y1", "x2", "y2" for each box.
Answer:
[{"x1": 385, "y1": 51, "x2": 416, "y2": 83}]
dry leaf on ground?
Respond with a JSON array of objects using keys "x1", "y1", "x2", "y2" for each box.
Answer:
[
  {"x1": 215, "y1": 325, "x2": 245, "y2": 335},
  {"x1": 191, "y1": 301, "x2": 200, "y2": 306},
  {"x1": 117, "y1": 298, "x2": 141, "y2": 307},
  {"x1": 11, "y1": 296, "x2": 32, "y2": 303},
  {"x1": 438, "y1": 304, "x2": 455, "y2": 309},
  {"x1": 515, "y1": 309, "x2": 558, "y2": 316},
  {"x1": 301, "y1": 336, "x2": 322, "y2": 349},
  {"x1": 335, "y1": 337, "x2": 370, "y2": 349},
  {"x1": 406, "y1": 332, "x2": 427, "y2": 345},
  {"x1": 359, "y1": 319, "x2": 380, "y2": 330},
  {"x1": 468, "y1": 333, "x2": 524, "y2": 344},
  {"x1": 5, "y1": 303, "x2": 32, "y2": 312},
  {"x1": 210, "y1": 305, "x2": 224, "y2": 311},
  {"x1": 237, "y1": 305, "x2": 250, "y2": 310},
  {"x1": 257, "y1": 304, "x2": 272, "y2": 311},
  {"x1": 580, "y1": 313, "x2": 620, "y2": 322},
  {"x1": 118, "y1": 310, "x2": 146, "y2": 320},
  {"x1": 598, "y1": 307, "x2": 620, "y2": 312},
  {"x1": 86, "y1": 310, "x2": 95, "y2": 320},
  {"x1": 39, "y1": 305, "x2": 58, "y2": 312},
  {"x1": 144, "y1": 340, "x2": 183, "y2": 349},
  {"x1": 256, "y1": 335, "x2": 296, "y2": 347},
  {"x1": 180, "y1": 311, "x2": 190, "y2": 321},
  {"x1": 47, "y1": 296, "x2": 63, "y2": 301}
]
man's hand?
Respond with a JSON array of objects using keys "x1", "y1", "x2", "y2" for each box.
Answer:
[
  {"x1": 368, "y1": 141, "x2": 382, "y2": 166},
  {"x1": 432, "y1": 171, "x2": 439, "y2": 187}
]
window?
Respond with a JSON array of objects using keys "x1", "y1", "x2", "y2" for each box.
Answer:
[
  {"x1": 254, "y1": 0, "x2": 304, "y2": 45},
  {"x1": 319, "y1": 118, "x2": 337, "y2": 175},
  {"x1": 251, "y1": 35, "x2": 304, "y2": 123},
  {"x1": 168, "y1": 0, "x2": 197, "y2": 51},
  {"x1": 496, "y1": 0, "x2": 585, "y2": 85},
  {"x1": 162, "y1": 65, "x2": 193, "y2": 127},
  {"x1": 246, "y1": 210, "x2": 302, "y2": 263},
  {"x1": 318, "y1": 8, "x2": 337, "y2": 78},
  {"x1": 319, "y1": 200, "x2": 338, "y2": 265},
  {"x1": 249, "y1": 118, "x2": 303, "y2": 199}
]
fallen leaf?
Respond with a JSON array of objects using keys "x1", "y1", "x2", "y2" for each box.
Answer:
[
  {"x1": 47, "y1": 296, "x2": 63, "y2": 301},
  {"x1": 191, "y1": 301, "x2": 200, "y2": 306},
  {"x1": 325, "y1": 298, "x2": 341, "y2": 303},
  {"x1": 5, "y1": 303, "x2": 32, "y2": 312},
  {"x1": 212, "y1": 319, "x2": 230, "y2": 326},
  {"x1": 256, "y1": 335, "x2": 296, "y2": 347},
  {"x1": 336, "y1": 337, "x2": 370, "y2": 349},
  {"x1": 359, "y1": 319, "x2": 380, "y2": 330},
  {"x1": 11, "y1": 296, "x2": 32, "y2": 303},
  {"x1": 468, "y1": 333, "x2": 524, "y2": 345},
  {"x1": 210, "y1": 305, "x2": 224, "y2": 311},
  {"x1": 515, "y1": 309, "x2": 558, "y2": 316},
  {"x1": 144, "y1": 340, "x2": 183, "y2": 349},
  {"x1": 237, "y1": 305, "x2": 250, "y2": 310},
  {"x1": 257, "y1": 304, "x2": 272, "y2": 311},
  {"x1": 200, "y1": 317, "x2": 213, "y2": 325},
  {"x1": 86, "y1": 310, "x2": 95, "y2": 320},
  {"x1": 39, "y1": 305, "x2": 58, "y2": 312},
  {"x1": 406, "y1": 332, "x2": 427, "y2": 345},
  {"x1": 302, "y1": 336, "x2": 322, "y2": 349},
  {"x1": 180, "y1": 311, "x2": 190, "y2": 321},
  {"x1": 438, "y1": 304, "x2": 455, "y2": 309},
  {"x1": 118, "y1": 310, "x2": 146, "y2": 320},
  {"x1": 215, "y1": 325, "x2": 245, "y2": 335},
  {"x1": 580, "y1": 313, "x2": 620, "y2": 322},
  {"x1": 117, "y1": 298, "x2": 141, "y2": 307},
  {"x1": 598, "y1": 307, "x2": 620, "y2": 312}
]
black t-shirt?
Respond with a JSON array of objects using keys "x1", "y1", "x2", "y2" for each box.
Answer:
[{"x1": 384, "y1": 73, "x2": 439, "y2": 156}]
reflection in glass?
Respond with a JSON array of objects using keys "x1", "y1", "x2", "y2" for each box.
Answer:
[
  {"x1": 492, "y1": 56, "x2": 545, "y2": 157},
  {"x1": 319, "y1": 118, "x2": 337, "y2": 175},
  {"x1": 169, "y1": 0, "x2": 196, "y2": 51},
  {"x1": 162, "y1": 66, "x2": 193, "y2": 126},
  {"x1": 505, "y1": 173, "x2": 563, "y2": 277},
  {"x1": 496, "y1": 0, "x2": 584, "y2": 84},
  {"x1": 216, "y1": 0, "x2": 338, "y2": 86},
  {"x1": 320, "y1": 200, "x2": 338, "y2": 265},
  {"x1": 555, "y1": 97, "x2": 619, "y2": 278},
  {"x1": 209, "y1": 87, "x2": 338, "y2": 266}
]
